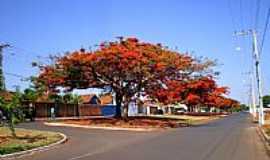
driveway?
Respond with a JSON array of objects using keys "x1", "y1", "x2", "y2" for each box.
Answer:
[{"x1": 16, "y1": 112, "x2": 269, "y2": 160}]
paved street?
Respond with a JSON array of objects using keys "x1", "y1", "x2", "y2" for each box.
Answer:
[{"x1": 16, "y1": 113, "x2": 269, "y2": 160}]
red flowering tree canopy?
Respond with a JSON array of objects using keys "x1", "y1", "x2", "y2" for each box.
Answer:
[
  {"x1": 35, "y1": 37, "x2": 218, "y2": 118},
  {"x1": 152, "y1": 75, "x2": 239, "y2": 110},
  {"x1": 183, "y1": 77, "x2": 239, "y2": 110}
]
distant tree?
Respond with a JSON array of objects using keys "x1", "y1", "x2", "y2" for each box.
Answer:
[
  {"x1": 263, "y1": 95, "x2": 270, "y2": 107},
  {"x1": 22, "y1": 88, "x2": 39, "y2": 102},
  {"x1": 153, "y1": 76, "x2": 238, "y2": 112},
  {"x1": 48, "y1": 94, "x2": 63, "y2": 103},
  {"x1": 184, "y1": 77, "x2": 228, "y2": 111},
  {"x1": 239, "y1": 104, "x2": 249, "y2": 111},
  {"x1": 63, "y1": 93, "x2": 82, "y2": 104},
  {"x1": 175, "y1": 76, "x2": 228, "y2": 112},
  {"x1": 21, "y1": 88, "x2": 41, "y2": 121}
]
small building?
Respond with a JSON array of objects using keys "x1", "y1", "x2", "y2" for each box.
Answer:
[
  {"x1": 128, "y1": 99, "x2": 188, "y2": 116},
  {"x1": 128, "y1": 99, "x2": 161, "y2": 116},
  {"x1": 0, "y1": 90, "x2": 14, "y2": 101}
]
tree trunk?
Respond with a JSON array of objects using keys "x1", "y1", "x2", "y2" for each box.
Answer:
[
  {"x1": 7, "y1": 112, "x2": 16, "y2": 138},
  {"x1": 115, "y1": 93, "x2": 122, "y2": 118},
  {"x1": 8, "y1": 121, "x2": 16, "y2": 137},
  {"x1": 122, "y1": 101, "x2": 129, "y2": 121},
  {"x1": 188, "y1": 106, "x2": 191, "y2": 112},
  {"x1": 189, "y1": 106, "x2": 194, "y2": 112}
]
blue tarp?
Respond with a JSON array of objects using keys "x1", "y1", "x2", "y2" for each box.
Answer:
[{"x1": 101, "y1": 105, "x2": 116, "y2": 116}]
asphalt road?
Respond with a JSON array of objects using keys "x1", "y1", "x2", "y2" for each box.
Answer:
[{"x1": 15, "y1": 112, "x2": 269, "y2": 160}]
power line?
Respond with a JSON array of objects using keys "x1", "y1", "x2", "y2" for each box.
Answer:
[
  {"x1": 227, "y1": 0, "x2": 237, "y2": 30},
  {"x1": 228, "y1": 0, "x2": 242, "y2": 53},
  {"x1": 4, "y1": 72, "x2": 30, "y2": 82},
  {"x1": 6, "y1": 45, "x2": 54, "y2": 63},
  {"x1": 259, "y1": 8, "x2": 270, "y2": 54},
  {"x1": 239, "y1": 0, "x2": 245, "y2": 29},
  {"x1": 4, "y1": 72, "x2": 27, "y2": 78},
  {"x1": 249, "y1": 0, "x2": 256, "y2": 29},
  {"x1": 10, "y1": 45, "x2": 41, "y2": 57},
  {"x1": 254, "y1": 0, "x2": 261, "y2": 30}
]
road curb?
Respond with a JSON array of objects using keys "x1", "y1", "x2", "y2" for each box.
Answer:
[
  {"x1": 0, "y1": 132, "x2": 68, "y2": 159},
  {"x1": 44, "y1": 122, "x2": 160, "y2": 132},
  {"x1": 256, "y1": 126, "x2": 270, "y2": 157}
]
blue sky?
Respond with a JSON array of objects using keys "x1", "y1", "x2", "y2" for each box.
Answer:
[{"x1": 0, "y1": 0, "x2": 270, "y2": 103}]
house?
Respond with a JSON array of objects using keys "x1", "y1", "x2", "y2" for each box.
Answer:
[
  {"x1": 142, "y1": 100, "x2": 159, "y2": 115},
  {"x1": 128, "y1": 98, "x2": 188, "y2": 116},
  {"x1": 127, "y1": 98, "x2": 161, "y2": 116},
  {"x1": 80, "y1": 94, "x2": 101, "y2": 104},
  {"x1": 0, "y1": 90, "x2": 14, "y2": 101}
]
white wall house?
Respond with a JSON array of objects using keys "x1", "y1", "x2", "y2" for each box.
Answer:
[{"x1": 128, "y1": 100, "x2": 188, "y2": 116}]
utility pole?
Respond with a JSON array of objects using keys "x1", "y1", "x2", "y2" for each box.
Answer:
[
  {"x1": 243, "y1": 71, "x2": 256, "y2": 117},
  {"x1": 251, "y1": 72, "x2": 257, "y2": 118},
  {"x1": 0, "y1": 44, "x2": 10, "y2": 91},
  {"x1": 246, "y1": 72, "x2": 257, "y2": 118},
  {"x1": 252, "y1": 30, "x2": 264, "y2": 125},
  {"x1": 235, "y1": 29, "x2": 264, "y2": 125}
]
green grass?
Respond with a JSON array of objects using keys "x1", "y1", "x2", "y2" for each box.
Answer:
[
  {"x1": 0, "y1": 127, "x2": 63, "y2": 155},
  {"x1": 148, "y1": 115, "x2": 219, "y2": 125}
]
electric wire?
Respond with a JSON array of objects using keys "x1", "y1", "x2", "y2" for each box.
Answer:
[
  {"x1": 254, "y1": 0, "x2": 262, "y2": 30},
  {"x1": 259, "y1": 8, "x2": 270, "y2": 55}
]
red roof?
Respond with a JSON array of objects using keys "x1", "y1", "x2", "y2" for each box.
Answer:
[
  {"x1": 0, "y1": 91, "x2": 14, "y2": 101},
  {"x1": 100, "y1": 94, "x2": 113, "y2": 105},
  {"x1": 36, "y1": 94, "x2": 51, "y2": 103},
  {"x1": 80, "y1": 94, "x2": 99, "y2": 104}
]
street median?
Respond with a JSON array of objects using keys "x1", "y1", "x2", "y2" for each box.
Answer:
[{"x1": 0, "y1": 128, "x2": 67, "y2": 159}]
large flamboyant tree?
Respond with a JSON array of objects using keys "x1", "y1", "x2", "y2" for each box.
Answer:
[{"x1": 35, "y1": 38, "x2": 215, "y2": 119}]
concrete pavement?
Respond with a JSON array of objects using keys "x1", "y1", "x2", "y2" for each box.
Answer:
[{"x1": 16, "y1": 112, "x2": 269, "y2": 160}]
